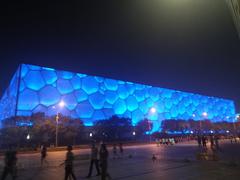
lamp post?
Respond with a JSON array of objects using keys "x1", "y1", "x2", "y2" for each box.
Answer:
[
  {"x1": 55, "y1": 113, "x2": 59, "y2": 147},
  {"x1": 201, "y1": 112, "x2": 208, "y2": 134},
  {"x1": 55, "y1": 101, "x2": 65, "y2": 147},
  {"x1": 147, "y1": 107, "x2": 156, "y2": 143}
]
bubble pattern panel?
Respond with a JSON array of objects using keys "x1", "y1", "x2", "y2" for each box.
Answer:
[{"x1": 0, "y1": 64, "x2": 236, "y2": 132}]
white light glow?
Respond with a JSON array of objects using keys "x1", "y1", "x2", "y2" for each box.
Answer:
[
  {"x1": 202, "y1": 112, "x2": 208, "y2": 117},
  {"x1": 59, "y1": 101, "x2": 65, "y2": 108},
  {"x1": 150, "y1": 107, "x2": 156, "y2": 114}
]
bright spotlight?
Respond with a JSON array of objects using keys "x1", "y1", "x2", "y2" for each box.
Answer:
[
  {"x1": 150, "y1": 107, "x2": 156, "y2": 114},
  {"x1": 59, "y1": 101, "x2": 65, "y2": 108},
  {"x1": 202, "y1": 112, "x2": 208, "y2": 117}
]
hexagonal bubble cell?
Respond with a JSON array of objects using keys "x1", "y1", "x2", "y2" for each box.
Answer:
[
  {"x1": 18, "y1": 89, "x2": 39, "y2": 111},
  {"x1": 132, "y1": 109, "x2": 144, "y2": 125},
  {"x1": 21, "y1": 64, "x2": 29, "y2": 78},
  {"x1": 104, "y1": 78, "x2": 118, "y2": 91},
  {"x1": 134, "y1": 89, "x2": 145, "y2": 102},
  {"x1": 161, "y1": 89, "x2": 173, "y2": 99},
  {"x1": 41, "y1": 70, "x2": 57, "y2": 84},
  {"x1": 149, "y1": 88, "x2": 160, "y2": 101},
  {"x1": 170, "y1": 106, "x2": 179, "y2": 118},
  {"x1": 92, "y1": 110, "x2": 106, "y2": 120},
  {"x1": 118, "y1": 85, "x2": 129, "y2": 99},
  {"x1": 62, "y1": 93, "x2": 78, "y2": 111},
  {"x1": 75, "y1": 89, "x2": 88, "y2": 102},
  {"x1": 57, "y1": 70, "x2": 74, "y2": 80},
  {"x1": 126, "y1": 82, "x2": 135, "y2": 94},
  {"x1": 105, "y1": 90, "x2": 118, "y2": 104},
  {"x1": 24, "y1": 70, "x2": 45, "y2": 90},
  {"x1": 113, "y1": 99, "x2": 127, "y2": 115},
  {"x1": 89, "y1": 92, "x2": 105, "y2": 110},
  {"x1": 139, "y1": 101, "x2": 149, "y2": 114},
  {"x1": 126, "y1": 95, "x2": 138, "y2": 112},
  {"x1": 76, "y1": 101, "x2": 94, "y2": 118},
  {"x1": 71, "y1": 75, "x2": 81, "y2": 90},
  {"x1": 57, "y1": 79, "x2": 73, "y2": 94},
  {"x1": 82, "y1": 76, "x2": 99, "y2": 94},
  {"x1": 39, "y1": 86, "x2": 61, "y2": 107}
]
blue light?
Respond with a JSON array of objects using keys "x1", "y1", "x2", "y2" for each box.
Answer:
[
  {"x1": 0, "y1": 63, "x2": 236, "y2": 133},
  {"x1": 113, "y1": 99, "x2": 127, "y2": 115},
  {"x1": 24, "y1": 71, "x2": 45, "y2": 90},
  {"x1": 82, "y1": 76, "x2": 99, "y2": 94},
  {"x1": 57, "y1": 79, "x2": 73, "y2": 94},
  {"x1": 104, "y1": 78, "x2": 118, "y2": 91},
  {"x1": 42, "y1": 70, "x2": 57, "y2": 84},
  {"x1": 39, "y1": 86, "x2": 61, "y2": 106}
]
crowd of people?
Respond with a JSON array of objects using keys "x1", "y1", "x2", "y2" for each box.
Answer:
[
  {"x1": 1, "y1": 142, "x2": 124, "y2": 180},
  {"x1": 2, "y1": 134, "x2": 240, "y2": 180}
]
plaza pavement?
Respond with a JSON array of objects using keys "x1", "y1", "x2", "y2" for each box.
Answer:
[{"x1": 1, "y1": 140, "x2": 240, "y2": 180}]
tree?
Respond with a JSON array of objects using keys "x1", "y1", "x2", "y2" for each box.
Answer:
[
  {"x1": 135, "y1": 118, "x2": 153, "y2": 137},
  {"x1": 93, "y1": 116, "x2": 132, "y2": 141}
]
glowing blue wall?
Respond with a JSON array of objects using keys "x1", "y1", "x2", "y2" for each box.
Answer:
[
  {"x1": 0, "y1": 64, "x2": 236, "y2": 132},
  {"x1": 0, "y1": 66, "x2": 20, "y2": 124}
]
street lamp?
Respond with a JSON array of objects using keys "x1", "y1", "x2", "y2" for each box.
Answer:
[
  {"x1": 26, "y1": 134, "x2": 30, "y2": 140},
  {"x1": 147, "y1": 107, "x2": 156, "y2": 143},
  {"x1": 55, "y1": 101, "x2": 65, "y2": 147}
]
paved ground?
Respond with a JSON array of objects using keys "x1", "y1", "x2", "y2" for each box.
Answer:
[{"x1": 1, "y1": 140, "x2": 240, "y2": 180}]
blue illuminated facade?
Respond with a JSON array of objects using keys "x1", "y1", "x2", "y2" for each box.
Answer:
[{"x1": 0, "y1": 64, "x2": 236, "y2": 132}]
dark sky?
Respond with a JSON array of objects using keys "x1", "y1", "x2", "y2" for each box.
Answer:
[{"x1": 0, "y1": 0, "x2": 240, "y2": 111}]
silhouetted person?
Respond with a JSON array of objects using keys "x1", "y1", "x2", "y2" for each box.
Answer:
[
  {"x1": 112, "y1": 144, "x2": 117, "y2": 159},
  {"x1": 41, "y1": 144, "x2": 48, "y2": 166},
  {"x1": 152, "y1": 154, "x2": 157, "y2": 162},
  {"x1": 86, "y1": 143, "x2": 100, "y2": 178},
  {"x1": 119, "y1": 143, "x2": 123, "y2": 158},
  {"x1": 214, "y1": 135, "x2": 220, "y2": 150},
  {"x1": 210, "y1": 135, "x2": 214, "y2": 149},
  {"x1": 202, "y1": 136, "x2": 207, "y2": 148},
  {"x1": 99, "y1": 144, "x2": 111, "y2": 180},
  {"x1": 64, "y1": 145, "x2": 76, "y2": 180},
  {"x1": 1, "y1": 148, "x2": 17, "y2": 180},
  {"x1": 197, "y1": 135, "x2": 202, "y2": 147}
]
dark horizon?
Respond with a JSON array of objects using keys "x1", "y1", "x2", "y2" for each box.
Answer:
[{"x1": 0, "y1": 0, "x2": 240, "y2": 111}]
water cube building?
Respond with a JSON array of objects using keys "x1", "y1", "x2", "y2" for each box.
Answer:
[{"x1": 0, "y1": 64, "x2": 236, "y2": 132}]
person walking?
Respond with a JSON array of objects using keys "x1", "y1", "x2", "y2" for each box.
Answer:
[
  {"x1": 112, "y1": 144, "x2": 117, "y2": 159},
  {"x1": 86, "y1": 143, "x2": 100, "y2": 178},
  {"x1": 202, "y1": 136, "x2": 207, "y2": 148},
  {"x1": 64, "y1": 145, "x2": 77, "y2": 180},
  {"x1": 214, "y1": 135, "x2": 220, "y2": 150},
  {"x1": 1, "y1": 148, "x2": 17, "y2": 180},
  {"x1": 40, "y1": 144, "x2": 48, "y2": 166},
  {"x1": 210, "y1": 135, "x2": 214, "y2": 150},
  {"x1": 99, "y1": 143, "x2": 111, "y2": 180},
  {"x1": 119, "y1": 143, "x2": 124, "y2": 158},
  {"x1": 197, "y1": 135, "x2": 202, "y2": 147}
]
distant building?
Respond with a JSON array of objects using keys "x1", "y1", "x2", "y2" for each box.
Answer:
[
  {"x1": 0, "y1": 64, "x2": 236, "y2": 132},
  {"x1": 226, "y1": 0, "x2": 240, "y2": 38}
]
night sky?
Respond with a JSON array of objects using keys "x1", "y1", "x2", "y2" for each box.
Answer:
[{"x1": 0, "y1": 0, "x2": 240, "y2": 111}]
